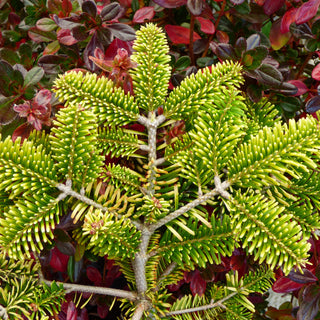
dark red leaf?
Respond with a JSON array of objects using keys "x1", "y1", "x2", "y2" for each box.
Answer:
[
  {"x1": 230, "y1": 254, "x2": 245, "y2": 271},
  {"x1": 189, "y1": 270, "x2": 206, "y2": 296},
  {"x1": 38, "y1": 54, "x2": 68, "y2": 65},
  {"x1": 255, "y1": 63, "x2": 283, "y2": 86},
  {"x1": 28, "y1": 27, "x2": 57, "y2": 43},
  {"x1": 57, "y1": 29, "x2": 78, "y2": 45},
  {"x1": 187, "y1": 0, "x2": 203, "y2": 16},
  {"x1": 288, "y1": 269, "x2": 318, "y2": 284},
  {"x1": 196, "y1": 17, "x2": 215, "y2": 34},
  {"x1": 306, "y1": 96, "x2": 320, "y2": 114},
  {"x1": 108, "y1": 24, "x2": 136, "y2": 41},
  {"x1": 52, "y1": 14, "x2": 82, "y2": 30},
  {"x1": 56, "y1": 240, "x2": 76, "y2": 256},
  {"x1": 48, "y1": 0, "x2": 63, "y2": 14},
  {"x1": 278, "y1": 82, "x2": 299, "y2": 95},
  {"x1": 235, "y1": 37, "x2": 247, "y2": 56},
  {"x1": 0, "y1": 95, "x2": 17, "y2": 124},
  {"x1": 101, "y1": 2, "x2": 121, "y2": 21},
  {"x1": 8, "y1": 12, "x2": 21, "y2": 25},
  {"x1": 87, "y1": 266, "x2": 102, "y2": 285},
  {"x1": 297, "y1": 284, "x2": 320, "y2": 320},
  {"x1": 167, "y1": 279, "x2": 185, "y2": 291},
  {"x1": 215, "y1": 43, "x2": 237, "y2": 61},
  {"x1": 12, "y1": 123, "x2": 33, "y2": 142},
  {"x1": 296, "y1": 0, "x2": 320, "y2": 25},
  {"x1": 105, "y1": 264, "x2": 121, "y2": 286},
  {"x1": 66, "y1": 301, "x2": 77, "y2": 320},
  {"x1": 82, "y1": 0, "x2": 97, "y2": 17},
  {"x1": 266, "y1": 306, "x2": 295, "y2": 320},
  {"x1": 0, "y1": 61, "x2": 20, "y2": 95},
  {"x1": 54, "y1": 228, "x2": 72, "y2": 242},
  {"x1": 104, "y1": 38, "x2": 134, "y2": 59},
  {"x1": 49, "y1": 247, "x2": 70, "y2": 272},
  {"x1": 281, "y1": 7, "x2": 298, "y2": 33},
  {"x1": 78, "y1": 308, "x2": 89, "y2": 320},
  {"x1": 71, "y1": 26, "x2": 88, "y2": 41},
  {"x1": 165, "y1": 25, "x2": 201, "y2": 44},
  {"x1": 262, "y1": 56, "x2": 279, "y2": 68},
  {"x1": 263, "y1": 0, "x2": 285, "y2": 15},
  {"x1": 97, "y1": 304, "x2": 109, "y2": 318},
  {"x1": 312, "y1": 63, "x2": 320, "y2": 81},
  {"x1": 118, "y1": 0, "x2": 132, "y2": 6},
  {"x1": 84, "y1": 33, "x2": 104, "y2": 71},
  {"x1": 272, "y1": 276, "x2": 305, "y2": 293},
  {"x1": 153, "y1": 0, "x2": 187, "y2": 8},
  {"x1": 216, "y1": 30, "x2": 229, "y2": 43},
  {"x1": 287, "y1": 80, "x2": 308, "y2": 96},
  {"x1": 247, "y1": 83, "x2": 262, "y2": 103},
  {"x1": 62, "y1": 0, "x2": 72, "y2": 15},
  {"x1": 133, "y1": 7, "x2": 155, "y2": 23},
  {"x1": 97, "y1": 28, "x2": 113, "y2": 46}
]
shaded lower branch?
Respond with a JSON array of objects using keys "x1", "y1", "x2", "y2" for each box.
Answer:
[
  {"x1": 41, "y1": 278, "x2": 138, "y2": 301},
  {"x1": 164, "y1": 290, "x2": 238, "y2": 317}
]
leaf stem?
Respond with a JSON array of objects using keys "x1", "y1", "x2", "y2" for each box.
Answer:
[{"x1": 202, "y1": 0, "x2": 226, "y2": 58}]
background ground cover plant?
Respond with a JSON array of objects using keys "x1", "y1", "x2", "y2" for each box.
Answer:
[{"x1": 1, "y1": 0, "x2": 320, "y2": 319}]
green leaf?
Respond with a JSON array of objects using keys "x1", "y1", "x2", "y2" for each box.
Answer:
[
  {"x1": 175, "y1": 56, "x2": 191, "y2": 70},
  {"x1": 0, "y1": 48, "x2": 20, "y2": 64},
  {"x1": 23, "y1": 66, "x2": 45, "y2": 87},
  {"x1": 36, "y1": 17, "x2": 58, "y2": 32}
]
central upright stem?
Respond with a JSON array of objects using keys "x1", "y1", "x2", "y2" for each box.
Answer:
[
  {"x1": 147, "y1": 112, "x2": 157, "y2": 196},
  {"x1": 133, "y1": 113, "x2": 166, "y2": 318}
]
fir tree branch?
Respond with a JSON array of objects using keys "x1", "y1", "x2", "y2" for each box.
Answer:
[
  {"x1": 40, "y1": 278, "x2": 137, "y2": 301},
  {"x1": 57, "y1": 180, "x2": 108, "y2": 212},
  {"x1": 57, "y1": 180, "x2": 142, "y2": 229},
  {"x1": 150, "y1": 178, "x2": 230, "y2": 231},
  {"x1": 164, "y1": 292, "x2": 235, "y2": 317}
]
